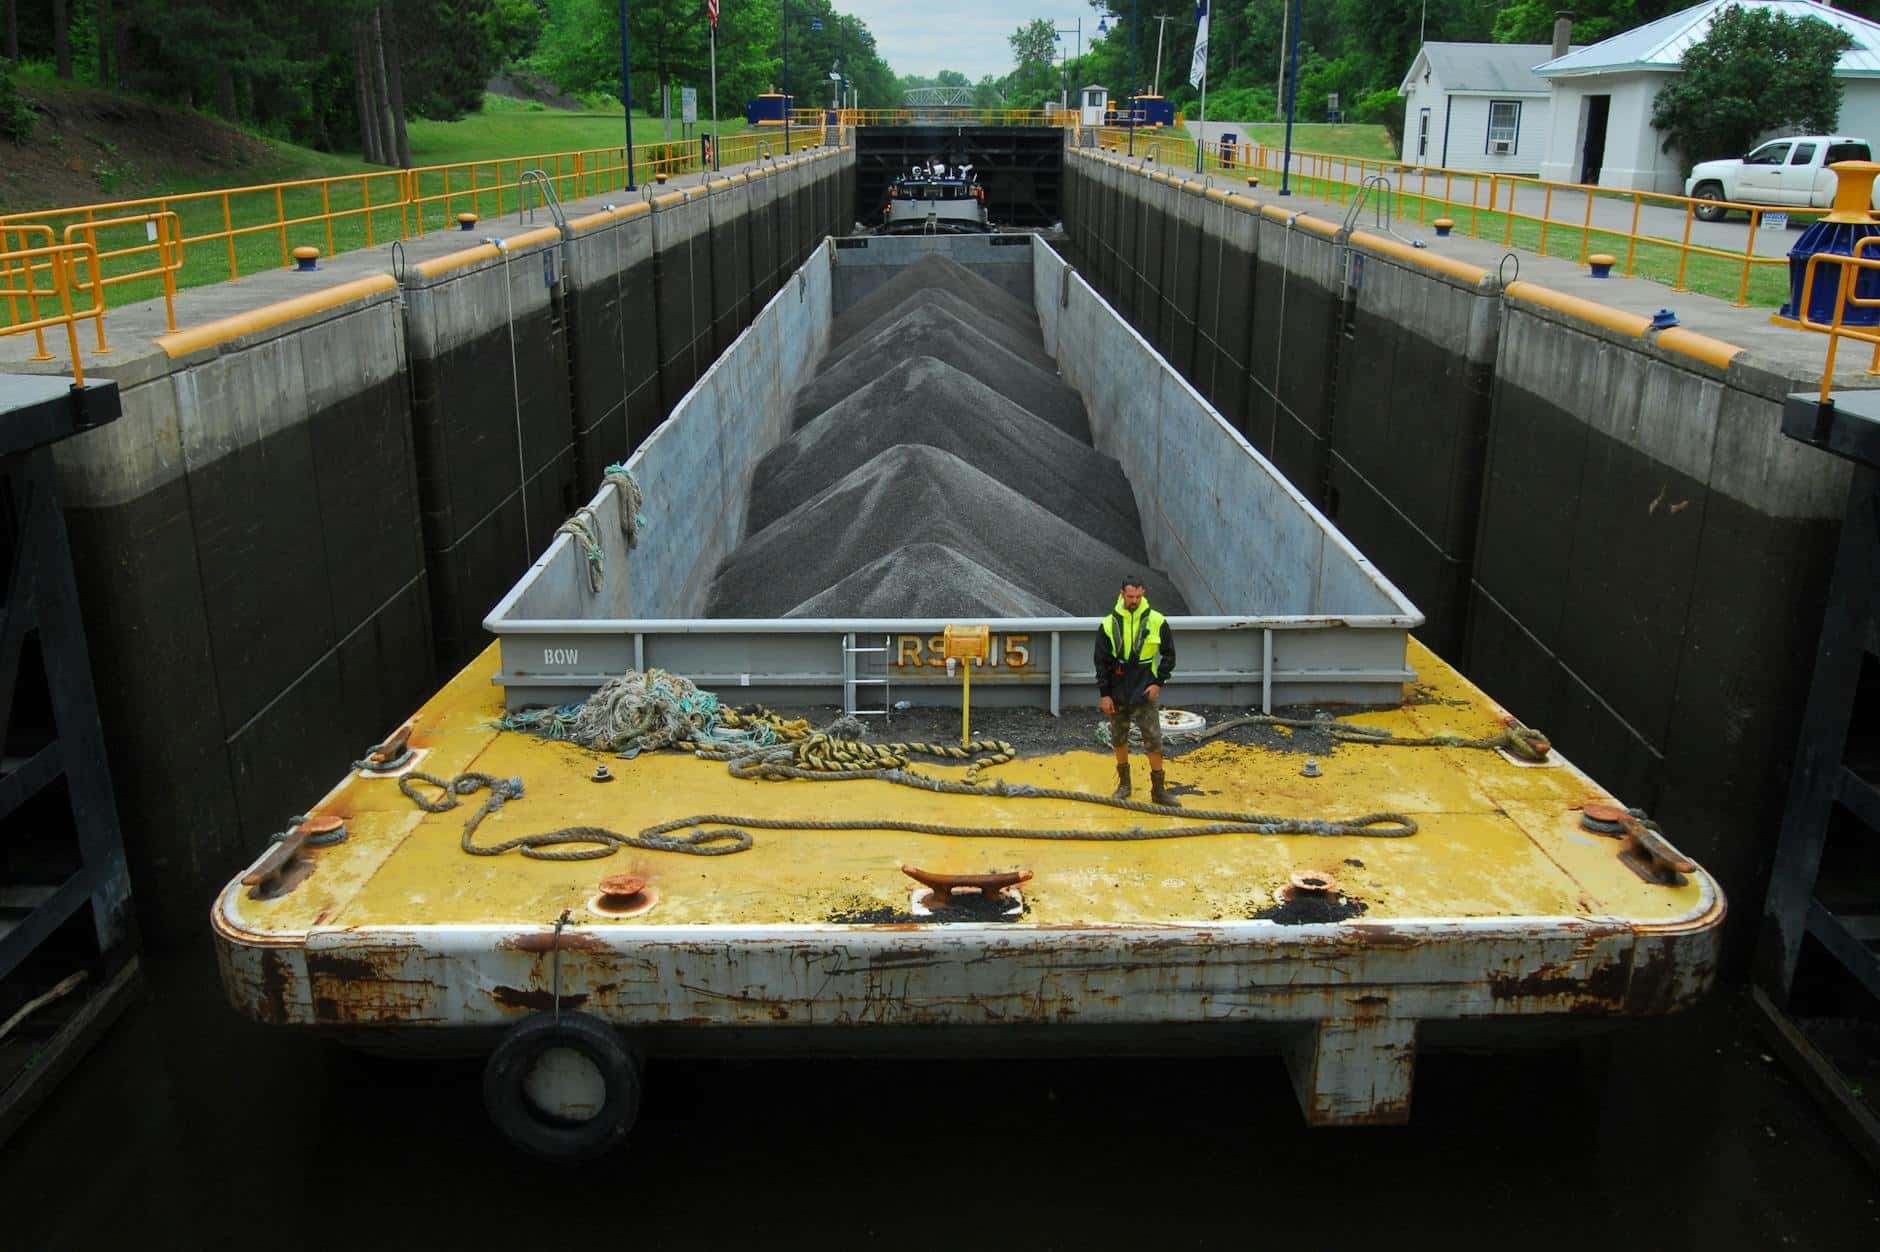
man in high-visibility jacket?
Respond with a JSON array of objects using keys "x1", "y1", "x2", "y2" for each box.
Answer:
[{"x1": 1095, "y1": 577, "x2": 1177, "y2": 806}]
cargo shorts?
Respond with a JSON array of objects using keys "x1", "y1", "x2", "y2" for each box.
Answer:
[{"x1": 1109, "y1": 700, "x2": 1163, "y2": 753}]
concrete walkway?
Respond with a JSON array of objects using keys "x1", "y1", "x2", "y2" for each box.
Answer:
[
  {"x1": 0, "y1": 141, "x2": 836, "y2": 382},
  {"x1": 1180, "y1": 120, "x2": 1794, "y2": 259},
  {"x1": 1115, "y1": 142, "x2": 1853, "y2": 389}
]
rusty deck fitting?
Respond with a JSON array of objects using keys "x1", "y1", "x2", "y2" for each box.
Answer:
[
  {"x1": 359, "y1": 719, "x2": 417, "y2": 772},
  {"x1": 590, "y1": 873, "x2": 657, "y2": 917},
  {"x1": 901, "y1": 865, "x2": 1033, "y2": 907},
  {"x1": 240, "y1": 815, "x2": 345, "y2": 894},
  {"x1": 1288, "y1": 869, "x2": 1340, "y2": 897},
  {"x1": 1616, "y1": 817, "x2": 1698, "y2": 887}
]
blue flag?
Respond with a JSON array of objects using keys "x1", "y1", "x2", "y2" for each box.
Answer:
[{"x1": 1190, "y1": 0, "x2": 1210, "y2": 88}]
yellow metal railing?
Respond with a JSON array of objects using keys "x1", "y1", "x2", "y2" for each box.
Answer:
[
  {"x1": 837, "y1": 108, "x2": 1074, "y2": 127},
  {"x1": 0, "y1": 231, "x2": 106, "y2": 384},
  {"x1": 1793, "y1": 242, "x2": 1880, "y2": 400},
  {"x1": 0, "y1": 133, "x2": 839, "y2": 341},
  {"x1": 1089, "y1": 128, "x2": 1794, "y2": 308}
]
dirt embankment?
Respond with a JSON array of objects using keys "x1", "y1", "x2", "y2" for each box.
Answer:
[{"x1": 1, "y1": 84, "x2": 287, "y2": 214}]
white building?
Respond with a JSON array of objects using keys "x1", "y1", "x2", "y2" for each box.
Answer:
[
  {"x1": 1398, "y1": 43, "x2": 1566, "y2": 174},
  {"x1": 1535, "y1": 0, "x2": 1880, "y2": 193}
]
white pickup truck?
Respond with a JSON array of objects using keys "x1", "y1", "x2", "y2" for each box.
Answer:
[{"x1": 1684, "y1": 136, "x2": 1875, "y2": 221}]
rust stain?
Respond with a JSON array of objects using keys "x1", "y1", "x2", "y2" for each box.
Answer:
[
  {"x1": 307, "y1": 953, "x2": 380, "y2": 982},
  {"x1": 1343, "y1": 925, "x2": 1418, "y2": 950},
  {"x1": 258, "y1": 949, "x2": 292, "y2": 1025},
  {"x1": 500, "y1": 930, "x2": 611, "y2": 955},
  {"x1": 1487, "y1": 953, "x2": 1629, "y2": 1010},
  {"x1": 491, "y1": 985, "x2": 590, "y2": 1012}
]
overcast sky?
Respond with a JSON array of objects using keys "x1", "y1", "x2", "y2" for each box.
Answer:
[{"x1": 830, "y1": 0, "x2": 1119, "y2": 83}]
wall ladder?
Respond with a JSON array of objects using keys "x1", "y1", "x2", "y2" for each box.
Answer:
[{"x1": 841, "y1": 633, "x2": 892, "y2": 720}]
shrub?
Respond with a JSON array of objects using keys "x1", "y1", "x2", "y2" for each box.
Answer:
[{"x1": 0, "y1": 70, "x2": 34, "y2": 145}]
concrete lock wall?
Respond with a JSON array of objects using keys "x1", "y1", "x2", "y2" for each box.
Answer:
[
  {"x1": 403, "y1": 225, "x2": 577, "y2": 670},
  {"x1": 1058, "y1": 145, "x2": 1854, "y2": 946},
  {"x1": 562, "y1": 202, "x2": 660, "y2": 482},
  {"x1": 1469, "y1": 292, "x2": 1851, "y2": 914},
  {"x1": 50, "y1": 280, "x2": 435, "y2": 939},
  {"x1": 47, "y1": 147, "x2": 851, "y2": 940}
]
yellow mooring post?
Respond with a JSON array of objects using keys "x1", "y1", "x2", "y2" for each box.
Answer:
[{"x1": 942, "y1": 624, "x2": 990, "y2": 747}]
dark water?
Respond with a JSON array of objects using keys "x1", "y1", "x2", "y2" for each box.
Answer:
[{"x1": 2, "y1": 945, "x2": 1874, "y2": 1251}]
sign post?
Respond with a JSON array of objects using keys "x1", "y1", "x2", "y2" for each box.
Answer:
[{"x1": 943, "y1": 625, "x2": 990, "y2": 746}]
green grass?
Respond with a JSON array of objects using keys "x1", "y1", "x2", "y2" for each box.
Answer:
[
  {"x1": 1182, "y1": 122, "x2": 1396, "y2": 162},
  {"x1": 4, "y1": 94, "x2": 780, "y2": 321},
  {"x1": 1101, "y1": 127, "x2": 1790, "y2": 310}
]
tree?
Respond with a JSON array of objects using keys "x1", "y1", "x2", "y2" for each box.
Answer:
[
  {"x1": 1007, "y1": 18, "x2": 1059, "y2": 107},
  {"x1": 1650, "y1": 6, "x2": 1855, "y2": 167}
]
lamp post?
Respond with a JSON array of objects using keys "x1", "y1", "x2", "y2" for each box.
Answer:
[
  {"x1": 783, "y1": 9, "x2": 823, "y2": 155},
  {"x1": 617, "y1": 0, "x2": 636, "y2": 189},
  {"x1": 1279, "y1": 0, "x2": 1300, "y2": 194},
  {"x1": 1054, "y1": 21, "x2": 1081, "y2": 111}
]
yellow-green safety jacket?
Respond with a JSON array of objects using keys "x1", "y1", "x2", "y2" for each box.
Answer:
[{"x1": 1095, "y1": 593, "x2": 1176, "y2": 706}]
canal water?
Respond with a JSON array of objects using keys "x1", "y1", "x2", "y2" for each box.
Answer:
[{"x1": 2, "y1": 944, "x2": 1872, "y2": 1249}]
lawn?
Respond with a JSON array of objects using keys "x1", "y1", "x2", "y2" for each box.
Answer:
[
  {"x1": 1098, "y1": 125, "x2": 1791, "y2": 311},
  {"x1": 2, "y1": 89, "x2": 780, "y2": 322}
]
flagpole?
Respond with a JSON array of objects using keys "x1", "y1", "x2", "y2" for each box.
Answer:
[
  {"x1": 1196, "y1": 68, "x2": 1208, "y2": 172},
  {"x1": 709, "y1": 17, "x2": 720, "y2": 170},
  {"x1": 1194, "y1": 2, "x2": 1208, "y2": 173}
]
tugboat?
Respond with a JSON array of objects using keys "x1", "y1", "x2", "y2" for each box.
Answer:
[{"x1": 879, "y1": 159, "x2": 992, "y2": 234}]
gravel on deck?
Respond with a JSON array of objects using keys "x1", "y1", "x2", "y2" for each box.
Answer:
[
  {"x1": 828, "y1": 253, "x2": 1043, "y2": 352},
  {"x1": 748, "y1": 356, "x2": 1144, "y2": 554},
  {"x1": 705, "y1": 444, "x2": 1189, "y2": 618},
  {"x1": 705, "y1": 251, "x2": 1188, "y2": 620},
  {"x1": 791, "y1": 301, "x2": 1091, "y2": 442}
]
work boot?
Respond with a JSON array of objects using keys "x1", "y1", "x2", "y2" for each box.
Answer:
[
  {"x1": 1111, "y1": 762, "x2": 1132, "y2": 800},
  {"x1": 1151, "y1": 769, "x2": 1177, "y2": 807}
]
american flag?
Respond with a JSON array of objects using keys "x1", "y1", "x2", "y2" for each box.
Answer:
[{"x1": 707, "y1": 0, "x2": 718, "y2": 27}]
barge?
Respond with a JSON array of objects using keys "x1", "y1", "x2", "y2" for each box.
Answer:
[{"x1": 214, "y1": 232, "x2": 1724, "y2": 1158}]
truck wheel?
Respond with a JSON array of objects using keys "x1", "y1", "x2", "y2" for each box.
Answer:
[
  {"x1": 1691, "y1": 182, "x2": 1728, "y2": 223},
  {"x1": 483, "y1": 1012, "x2": 641, "y2": 1160}
]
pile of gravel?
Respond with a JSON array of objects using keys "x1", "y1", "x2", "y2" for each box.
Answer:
[
  {"x1": 703, "y1": 253, "x2": 1190, "y2": 620},
  {"x1": 783, "y1": 544, "x2": 1064, "y2": 618},
  {"x1": 748, "y1": 356, "x2": 1142, "y2": 552},
  {"x1": 792, "y1": 302, "x2": 1090, "y2": 442},
  {"x1": 829, "y1": 253, "x2": 1041, "y2": 351},
  {"x1": 705, "y1": 445, "x2": 1188, "y2": 618}
]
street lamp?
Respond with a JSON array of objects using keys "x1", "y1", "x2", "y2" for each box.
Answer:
[
  {"x1": 1053, "y1": 21, "x2": 1082, "y2": 112},
  {"x1": 782, "y1": 8, "x2": 822, "y2": 155},
  {"x1": 617, "y1": 0, "x2": 636, "y2": 189},
  {"x1": 1092, "y1": 8, "x2": 1134, "y2": 154},
  {"x1": 1279, "y1": 0, "x2": 1300, "y2": 194}
]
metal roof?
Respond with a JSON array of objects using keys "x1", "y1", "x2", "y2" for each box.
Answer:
[
  {"x1": 1400, "y1": 43, "x2": 1564, "y2": 95},
  {"x1": 1537, "y1": 0, "x2": 1880, "y2": 78}
]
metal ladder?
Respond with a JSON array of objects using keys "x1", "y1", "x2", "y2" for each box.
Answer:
[
  {"x1": 517, "y1": 169, "x2": 568, "y2": 230},
  {"x1": 841, "y1": 632, "x2": 892, "y2": 720},
  {"x1": 1341, "y1": 174, "x2": 1421, "y2": 246}
]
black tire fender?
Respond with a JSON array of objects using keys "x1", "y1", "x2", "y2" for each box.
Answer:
[{"x1": 483, "y1": 1012, "x2": 641, "y2": 1160}]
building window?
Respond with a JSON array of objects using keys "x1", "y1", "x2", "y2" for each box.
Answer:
[{"x1": 1486, "y1": 99, "x2": 1521, "y2": 154}]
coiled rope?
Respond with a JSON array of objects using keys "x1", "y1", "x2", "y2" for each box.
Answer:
[
  {"x1": 550, "y1": 467, "x2": 646, "y2": 594},
  {"x1": 401, "y1": 749, "x2": 1416, "y2": 861},
  {"x1": 459, "y1": 675, "x2": 1425, "y2": 860},
  {"x1": 1178, "y1": 713, "x2": 1552, "y2": 762}
]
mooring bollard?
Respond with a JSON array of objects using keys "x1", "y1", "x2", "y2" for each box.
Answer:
[{"x1": 1588, "y1": 252, "x2": 1617, "y2": 278}]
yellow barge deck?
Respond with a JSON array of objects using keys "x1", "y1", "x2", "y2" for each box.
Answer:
[{"x1": 214, "y1": 637, "x2": 1723, "y2": 1127}]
